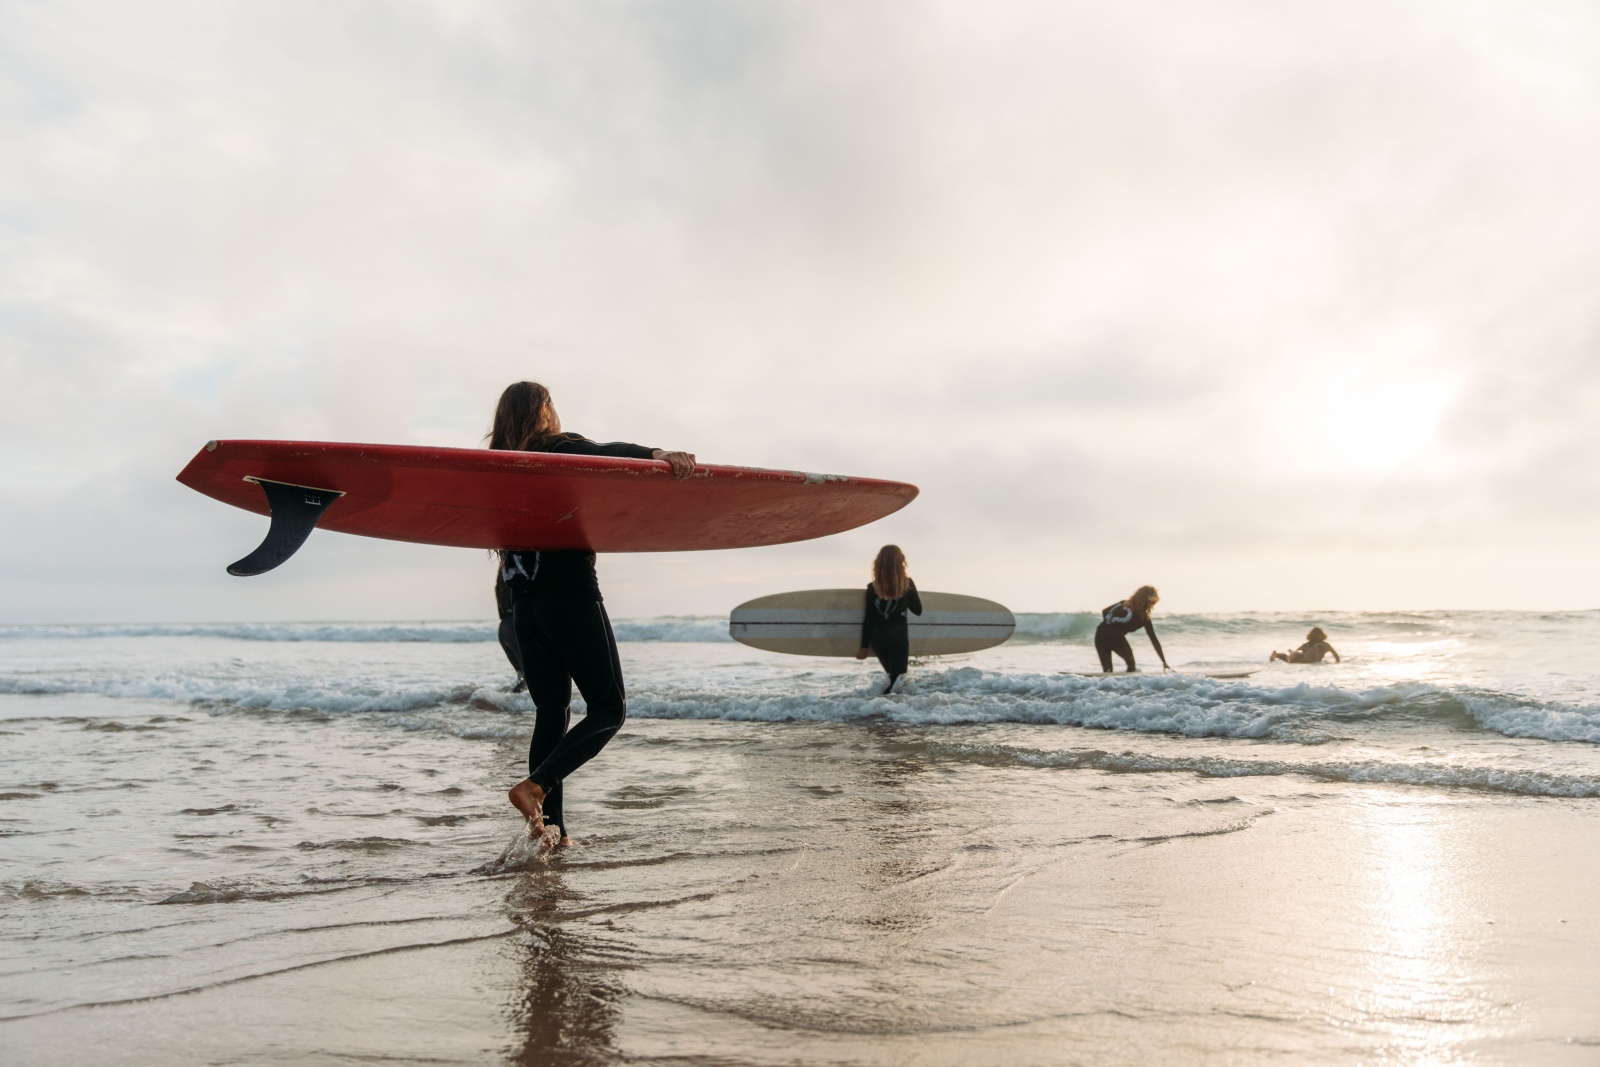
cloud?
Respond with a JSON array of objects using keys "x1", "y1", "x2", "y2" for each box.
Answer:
[{"x1": 4, "y1": 0, "x2": 1600, "y2": 620}]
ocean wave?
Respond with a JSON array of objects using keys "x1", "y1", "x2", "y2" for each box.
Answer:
[
  {"x1": 1010, "y1": 613, "x2": 1099, "y2": 642},
  {"x1": 624, "y1": 668, "x2": 1454, "y2": 740},
  {"x1": 0, "y1": 671, "x2": 494, "y2": 715},
  {"x1": 1459, "y1": 693, "x2": 1600, "y2": 745},
  {"x1": 610, "y1": 618, "x2": 732, "y2": 643},
  {"x1": 0, "y1": 618, "x2": 733, "y2": 644},
  {"x1": 5, "y1": 661, "x2": 1599, "y2": 748},
  {"x1": 6, "y1": 609, "x2": 1600, "y2": 646},
  {"x1": 0, "y1": 622, "x2": 500, "y2": 643},
  {"x1": 627, "y1": 668, "x2": 1600, "y2": 747},
  {"x1": 925, "y1": 742, "x2": 1600, "y2": 799}
]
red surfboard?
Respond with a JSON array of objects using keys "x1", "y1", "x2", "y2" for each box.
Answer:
[{"x1": 176, "y1": 439, "x2": 918, "y2": 576}]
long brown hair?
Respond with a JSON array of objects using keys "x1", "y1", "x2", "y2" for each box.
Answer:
[
  {"x1": 487, "y1": 381, "x2": 562, "y2": 451},
  {"x1": 872, "y1": 545, "x2": 909, "y2": 600},
  {"x1": 1127, "y1": 584, "x2": 1160, "y2": 617}
]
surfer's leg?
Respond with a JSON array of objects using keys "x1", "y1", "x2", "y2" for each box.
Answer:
[
  {"x1": 1112, "y1": 634, "x2": 1136, "y2": 672},
  {"x1": 509, "y1": 595, "x2": 573, "y2": 831},
  {"x1": 527, "y1": 599, "x2": 628, "y2": 794},
  {"x1": 527, "y1": 709, "x2": 571, "y2": 832},
  {"x1": 874, "y1": 633, "x2": 909, "y2": 694},
  {"x1": 1094, "y1": 626, "x2": 1115, "y2": 672}
]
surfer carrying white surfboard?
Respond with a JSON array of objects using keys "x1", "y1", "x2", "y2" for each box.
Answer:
[
  {"x1": 490, "y1": 381, "x2": 696, "y2": 846},
  {"x1": 1094, "y1": 585, "x2": 1170, "y2": 673},
  {"x1": 855, "y1": 545, "x2": 923, "y2": 694}
]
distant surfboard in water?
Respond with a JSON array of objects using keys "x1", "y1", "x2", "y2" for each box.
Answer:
[{"x1": 729, "y1": 589, "x2": 1015, "y2": 657}]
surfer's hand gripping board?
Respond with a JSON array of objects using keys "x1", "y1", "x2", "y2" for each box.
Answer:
[
  {"x1": 651, "y1": 450, "x2": 697, "y2": 479},
  {"x1": 177, "y1": 440, "x2": 918, "y2": 575}
]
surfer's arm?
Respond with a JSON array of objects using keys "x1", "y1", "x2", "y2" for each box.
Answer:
[
  {"x1": 905, "y1": 581, "x2": 922, "y2": 616},
  {"x1": 1329, "y1": 645, "x2": 1341, "y2": 663},
  {"x1": 1145, "y1": 621, "x2": 1169, "y2": 669},
  {"x1": 859, "y1": 588, "x2": 876, "y2": 653},
  {"x1": 494, "y1": 573, "x2": 513, "y2": 619},
  {"x1": 544, "y1": 435, "x2": 656, "y2": 460},
  {"x1": 544, "y1": 435, "x2": 696, "y2": 481}
]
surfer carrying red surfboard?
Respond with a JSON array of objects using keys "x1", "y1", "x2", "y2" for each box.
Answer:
[
  {"x1": 855, "y1": 545, "x2": 923, "y2": 694},
  {"x1": 491, "y1": 381, "x2": 696, "y2": 846},
  {"x1": 1095, "y1": 585, "x2": 1170, "y2": 673}
]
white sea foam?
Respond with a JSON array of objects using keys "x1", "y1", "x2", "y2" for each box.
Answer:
[
  {"x1": 7, "y1": 612, "x2": 1600, "y2": 757},
  {"x1": 1459, "y1": 694, "x2": 1600, "y2": 745},
  {"x1": 926, "y1": 742, "x2": 1600, "y2": 798},
  {"x1": 5, "y1": 656, "x2": 1600, "y2": 748},
  {"x1": 0, "y1": 670, "x2": 487, "y2": 715},
  {"x1": 625, "y1": 668, "x2": 1461, "y2": 740}
]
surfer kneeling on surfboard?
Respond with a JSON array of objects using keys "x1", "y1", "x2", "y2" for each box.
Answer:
[
  {"x1": 1095, "y1": 585, "x2": 1169, "y2": 673},
  {"x1": 1270, "y1": 627, "x2": 1340, "y2": 664},
  {"x1": 490, "y1": 381, "x2": 696, "y2": 846},
  {"x1": 855, "y1": 545, "x2": 922, "y2": 694}
]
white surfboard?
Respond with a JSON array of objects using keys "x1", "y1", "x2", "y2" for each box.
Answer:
[{"x1": 729, "y1": 589, "x2": 1015, "y2": 657}]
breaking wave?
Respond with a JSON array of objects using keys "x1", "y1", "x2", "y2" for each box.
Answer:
[
  {"x1": 6, "y1": 660, "x2": 1599, "y2": 747},
  {"x1": 925, "y1": 742, "x2": 1600, "y2": 798}
]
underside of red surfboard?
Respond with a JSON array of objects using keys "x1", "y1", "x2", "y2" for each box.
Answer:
[{"x1": 176, "y1": 440, "x2": 919, "y2": 576}]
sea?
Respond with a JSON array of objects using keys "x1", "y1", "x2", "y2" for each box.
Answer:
[{"x1": 3, "y1": 610, "x2": 1599, "y2": 1065}]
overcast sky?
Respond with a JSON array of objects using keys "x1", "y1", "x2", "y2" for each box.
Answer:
[{"x1": 5, "y1": 0, "x2": 1600, "y2": 622}]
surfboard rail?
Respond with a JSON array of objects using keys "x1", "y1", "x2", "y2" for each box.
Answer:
[{"x1": 729, "y1": 589, "x2": 1016, "y2": 657}]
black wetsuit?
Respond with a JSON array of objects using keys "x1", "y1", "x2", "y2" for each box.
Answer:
[
  {"x1": 494, "y1": 575, "x2": 524, "y2": 692},
  {"x1": 1287, "y1": 640, "x2": 1337, "y2": 664},
  {"x1": 860, "y1": 580, "x2": 922, "y2": 693},
  {"x1": 1094, "y1": 601, "x2": 1165, "y2": 673},
  {"x1": 499, "y1": 433, "x2": 655, "y2": 836}
]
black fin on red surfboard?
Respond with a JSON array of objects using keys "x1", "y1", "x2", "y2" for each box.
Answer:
[{"x1": 227, "y1": 479, "x2": 345, "y2": 576}]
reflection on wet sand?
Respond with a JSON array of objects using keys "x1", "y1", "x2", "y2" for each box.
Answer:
[
  {"x1": 503, "y1": 865, "x2": 629, "y2": 1067},
  {"x1": 1357, "y1": 798, "x2": 1492, "y2": 1063}
]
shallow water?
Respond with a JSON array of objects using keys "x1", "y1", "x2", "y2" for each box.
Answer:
[{"x1": 3, "y1": 613, "x2": 1599, "y2": 1063}]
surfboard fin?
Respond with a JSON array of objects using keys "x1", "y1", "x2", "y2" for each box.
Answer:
[{"x1": 227, "y1": 478, "x2": 345, "y2": 576}]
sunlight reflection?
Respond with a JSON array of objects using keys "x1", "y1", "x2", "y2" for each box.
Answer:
[
  {"x1": 1358, "y1": 640, "x2": 1458, "y2": 685},
  {"x1": 1356, "y1": 799, "x2": 1485, "y2": 1064}
]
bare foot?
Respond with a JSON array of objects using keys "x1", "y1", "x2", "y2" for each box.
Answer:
[{"x1": 507, "y1": 778, "x2": 546, "y2": 833}]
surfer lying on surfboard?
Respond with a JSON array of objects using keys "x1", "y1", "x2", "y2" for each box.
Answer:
[
  {"x1": 1270, "y1": 627, "x2": 1341, "y2": 664},
  {"x1": 855, "y1": 545, "x2": 922, "y2": 694},
  {"x1": 1095, "y1": 585, "x2": 1170, "y2": 673},
  {"x1": 492, "y1": 381, "x2": 696, "y2": 847}
]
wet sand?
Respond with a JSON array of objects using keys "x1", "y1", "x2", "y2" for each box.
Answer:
[{"x1": 4, "y1": 698, "x2": 1599, "y2": 1065}]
